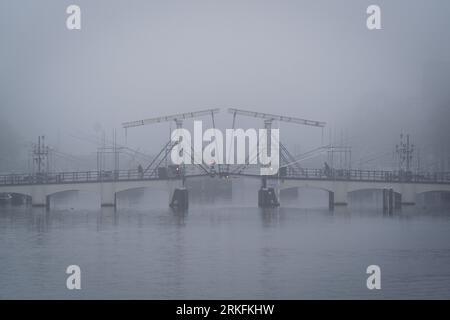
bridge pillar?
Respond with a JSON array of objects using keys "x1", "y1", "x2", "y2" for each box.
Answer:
[
  {"x1": 328, "y1": 191, "x2": 334, "y2": 210},
  {"x1": 258, "y1": 187, "x2": 280, "y2": 208},
  {"x1": 170, "y1": 187, "x2": 189, "y2": 211},
  {"x1": 258, "y1": 177, "x2": 280, "y2": 208},
  {"x1": 382, "y1": 188, "x2": 395, "y2": 214},
  {"x1": 395, "y1": 192, "x2": 402, "y2": 209}
]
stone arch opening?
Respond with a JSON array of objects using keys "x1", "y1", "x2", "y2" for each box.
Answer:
[
  {"x1": 115, "y1": 186, "x2": 172, "y2": 209},
  {"x1": 348, "y1": 188, "x2": 401, "y2": 210},
  {"x1": 0, "y1": 192, "x2": 31, "y2": 206},
  {"x1": 279, "y1": 186, "x2": 333, "y2": 209},
  {"x1": 416, "y1": 190, "x2": 450, "y2": 209},
  {"x1": 47, "y1": 189, "x2": 100, "y2": 210}
]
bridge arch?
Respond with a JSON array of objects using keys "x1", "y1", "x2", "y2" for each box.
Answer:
[
  {"x1": 347, "y1": 184, "x2": 402, "y2": 194},
  {"x1": 348, "y1": 187, "x2": 402, "y2": 196},
  {"x1": 115, "y1": 185, "x2": 173, "y2": 208},
  {"x1": 278, "y1": 180, "x2": 335, "y2": 209},
  {"x1": 0, "y1": 191, "x2": 32, "y2": 206},
  {"x1": 42, "y1": 184, "x2": 100, "y2": 197},
  {"x1": 416, "y1": 189, "x2": 450, "y2": 208},
  {"x1": 46, "y1": 189, "x2": 100, "y2": 209},
  {"x1": 414, "y1": 185, "x2": 450, "y2": 195},
  {"x1": 115, "y1": 182, "x2": 173, "y2": 194},
  {"x1": 114, "y1": 180, "x2": 180, "y2": 208},
  {"x1": 279, "y1": 185, "x2": 333, "y2": 209},
  {"x1": 348, "y1": 188, "x2": 401, "y2": 208},
  {"x1": 46, "y1": 189, "x2": 88, "y2": 196},
  {"x1": 278, "y1": 180, "x2": 333, "y2": 194},
  {"x1": 402, "y1": 184, "x2": 450, "y2": 205},
  {"x1": 416, "y1": 189, "x2": 450, "y2": 195},
  {"x1": 0, "y1": 188, "x2": 32, "y2": 198}
]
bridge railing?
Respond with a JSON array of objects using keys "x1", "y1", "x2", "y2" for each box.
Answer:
[
  {"x1": 280, "y1": 167, "x2": 450, "y2": 183},
  {"x1": 0, "y1": 165, "x2": 213, "y2": 186},
  {"x1": 0, "y1": 169, "x2": 164, "y2": 186},
  {"x1": 1, "y1": 167, "x2": 450, "y2": 186}
]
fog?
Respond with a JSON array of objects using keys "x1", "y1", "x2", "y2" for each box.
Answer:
[{"x1": 1, "y1": 0, "x2": 450, "y2": 172}]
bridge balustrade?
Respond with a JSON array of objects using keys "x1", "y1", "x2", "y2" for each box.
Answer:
[
  {"x1": 0, "y1": 169, "x2": 162, "y2": 186},
  {"x1": 1, "y1": 167, "x2": 450, "y2": 186},
  {"x1": 279, "y1": 168, "x2": 450, "y2": 184}
]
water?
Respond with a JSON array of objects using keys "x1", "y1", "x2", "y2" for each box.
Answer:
[{"x1": 1, "y1": 188, "x2": 450, "y2": 299}]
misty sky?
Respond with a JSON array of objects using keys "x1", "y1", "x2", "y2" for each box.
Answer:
[{"x1": 1, "y1": 0, "x2": 450, "y2": 172}]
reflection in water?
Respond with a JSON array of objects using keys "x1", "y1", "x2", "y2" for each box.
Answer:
[
  {"x1": 1, "y1": 187, "x2": 450, "y2": 299},
  {"x1": 30, "y1": 207, "x2": 51, "y2": 233}
]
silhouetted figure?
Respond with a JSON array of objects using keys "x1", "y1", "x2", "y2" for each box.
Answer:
[{"x1": 324, "y1": 162, "x2": 331, "y2": 177}]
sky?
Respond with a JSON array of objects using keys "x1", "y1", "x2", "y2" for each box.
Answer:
[{"x1": 1, "y1": 0, "x2": 450, "y2": 172}]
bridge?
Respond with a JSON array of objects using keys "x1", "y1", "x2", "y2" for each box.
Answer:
[
  {"x1": 2, "y1": 107, "x2": 449, "y2": 211},
  {"x1": 1, "y1": 167, "x2": 449, "y2": 211}
]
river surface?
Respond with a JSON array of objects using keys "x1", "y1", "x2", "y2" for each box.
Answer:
[{"x1": 1, "y1": 187, "x2": 450, "y2": 299}]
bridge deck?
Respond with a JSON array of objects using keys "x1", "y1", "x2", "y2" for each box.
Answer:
[{"x1": 1, "y1": 168, "x2": 450, "y2": 187}]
